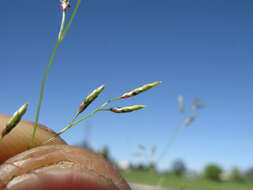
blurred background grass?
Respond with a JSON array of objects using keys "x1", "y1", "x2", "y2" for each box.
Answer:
[{"x1": 123, "y1": 170, "x2": 253, "y2": 190}]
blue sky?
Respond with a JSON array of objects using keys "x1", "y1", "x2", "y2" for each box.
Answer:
[{"x1": 1, "y1": 0, "x2": 253, "y2": 172}]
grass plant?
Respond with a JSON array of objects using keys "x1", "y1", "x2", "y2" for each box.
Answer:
[
  {"x1": 1, "y1": 0, "x2": 160, "y2": 151},
  {"x1": 123, "y1": 170, "x2": 253, "y2": 190}
]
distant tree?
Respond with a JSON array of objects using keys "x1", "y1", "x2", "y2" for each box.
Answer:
[
  {"x1": 147, "y1": 162, "x2": 157, "y2": 173},
  {"x1": 171, "y1": 159, "x2": 187, "y2": 177},
  {"x1": 98, "y1": 147, "x2": 109, "y2": 159},
  {"x1": 204, "y1": 164, "x2": 223, "y2": 181},
  {"x1": 245, "y1": 168, "x2": 253, "y2": 181},
  {"x1": 230, "y1": 167, "x2": 244, "y2": 182},
  {"x1": 78, "y1": 140, "x2": 93, "y2": 151},
  {"x1": 97, "y1": 146, "x2": 115, "y2": 164},
  {"x1": 128, "y1": 163, "x2": 136, "y2": 170},
  {"x1": 135, "y1": 163, "x2": 147, "y2": 171}
]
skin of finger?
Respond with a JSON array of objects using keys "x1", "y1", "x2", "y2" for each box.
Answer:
[
  {"x1": 7, "y1": 169, "x2": 119, "y2": 190},
  {"x1": 0, "y1": 145, "x2": 131, "y2": 190},
  {"x1": 0, "y1": 115, "x2": 131, "y2": 190},
  {"x1": 0, "y1": 114, "x2": 66, "y2": 164}
]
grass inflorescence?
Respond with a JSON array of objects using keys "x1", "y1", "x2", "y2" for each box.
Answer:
[{"x1": 0, "y1": 0, "x2": 161, "y2": 150}]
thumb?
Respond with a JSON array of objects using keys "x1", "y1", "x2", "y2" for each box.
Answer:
[
  {"x1": 0, "y1": 115, "x2": 131, "y2": 190},
  {"x1": 0, "y1": 145, "x2": 130, "y2": 190},
  {"x1": 0, "y1": 114, "x2": 65, "y2": 164}
]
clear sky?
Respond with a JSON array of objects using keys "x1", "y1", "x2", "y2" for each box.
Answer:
[{"x1": 2, "y1": 0, "x2": 253, "y2": 172}]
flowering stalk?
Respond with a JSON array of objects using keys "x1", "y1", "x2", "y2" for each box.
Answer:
[
  {"x1": 29, "y1": 0, "x2": 81, "y2": 148},
  {"x1": 43, "y1": 81, "x2": 160, "y2": 144}
]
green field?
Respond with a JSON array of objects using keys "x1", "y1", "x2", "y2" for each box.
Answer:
[{"x1": 122, "y1": 170, "x2": 253, "y2": 190}]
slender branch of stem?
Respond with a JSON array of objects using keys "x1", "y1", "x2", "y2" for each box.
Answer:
[
  {"x1": 42, "y1": 97, "x2": 122, "y2": 145},
  {"x1": 71, "y1": 112, "x2": 80, "y2": 123},
  {"x1": 43, "y1": 109, "x2": 101, "y2": 145},
  {"x1": 61, "y1": 0, "x2": 81, "y2": 40},
  {"x1": 100, "y1": 97, "x2": 122, "y2": 108},
  {"x1": 58, "y1": 11, "x2": 66, "y2": 40}
]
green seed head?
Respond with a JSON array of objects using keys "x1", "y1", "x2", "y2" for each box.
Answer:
[
  {"x1": 110, "y1": 105, "x2": 146, "y2": 113},
  {"x1": 121, "y1": 81, "x2": 161, "y2": 98},
  {"x1": 2, "y1": 104, "x2": 28, "y2": 138},
  {"x1": 78, "y1": 85, "x2": 105, "y2": 114}
]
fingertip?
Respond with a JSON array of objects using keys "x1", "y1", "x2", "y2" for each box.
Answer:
[
  {"x1": 0, "y1": 114, "x2": 65, "y2": 164},
  {"x1": 0, "y1": 145, "x2": 131, "y2": 190}
]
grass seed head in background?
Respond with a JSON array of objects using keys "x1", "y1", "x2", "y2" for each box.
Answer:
[
  {"x1": 177, "y1": 95, "x2": 185, "y2": 113},
  {"x1": 183, "y1": 114, "x2": 197, "y2": 127},
  {"x1": 150, "y1": 145, "x2": 157, "y2": 156},
  {"x1": 132, "y1": 152, "x2": 143, "y2": 158},
  {"x1": 121, "y1": 81, "x2": 161, "y2": 99},
  {"x1": 78, "y1": 85, "x2": 105, "y2": 114},
  {"x1": 1, "y1": 104, "x2": 28, "y2": 138},
  {"x1": 138, "y1": 144, "x2": 147, "y2": 151},
  {"x1": 192, "y1": 97, "x2": 206, "y2": 111},
  {"x1": 109, "y1": 105, "x2": 146, "y2": 113}
]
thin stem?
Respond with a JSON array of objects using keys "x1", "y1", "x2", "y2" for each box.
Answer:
[
  {"x1": 42, "y1": 97, "x2": 122, "y2": 145},
  {"x1": 44, "y1": 109, "x2": 101, "y2": 144},
  {"x1": 101, "y1": 97, "x2": 122, "y2": 108},
  {"x1": 71, "y1": 112, "x2": 80, "y2": 123},
  {"x1": 29, "y1": 39, "x2": 61, "y2": 148},
  {"x1": 61, "y1": 0, "x2": 81, "y2": 40},
  {"x1": 156, "y1": 124, "x2": 184, "y2": 163},
  {"x1": 29, "y1": 0, "x2": 81, "y2": 148},
  {"x1": 58, "y1": 11, "x2": 66, "y2": 40},
  {"x1": 154, "y1": 124, "x2": 184, "y2": 187}
]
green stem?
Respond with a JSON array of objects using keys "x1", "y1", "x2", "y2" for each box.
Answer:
[
  {"x1": 61, "y1": 0, "x2": 81, "y2": 40},
  {"x1": 71, "y1": 112, "x2": 80, "y2": 123},
  {"x1": 42, "y1": 97, "x2": 122, "y2": 145},
  {"x1": 29, "y1": 0, "x2": 81, "y2": 148},
  {"x1": 44, "y1": 109, "x2": 101, "y2": 144},
  {"x1": 29, "y1": 39, "x2": 61, "y2": 148}
]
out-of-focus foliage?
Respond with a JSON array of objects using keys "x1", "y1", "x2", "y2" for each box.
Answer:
[
  {"x1": 245, "y1": 168, "x2": 253, "y2": 181},
  {"x1": 204, "y1": 164, "x2": 223, "y2": 181},
  {"x1": 230, "y1": 167, "x2": 244, "y2": 182},
  {"x1": 171, "y1": 159, "x2": 187, "y2": 177}
]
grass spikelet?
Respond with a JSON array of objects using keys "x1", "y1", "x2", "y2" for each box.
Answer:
[
  {"x1": 78, "y1": 85, "x2": 105, "y2": 114},
  {"x1": 183, "y1": 114, "x2": 197, "y2": 127},
  {"x1": 1, "y1": 104, "x2": 28, "y2": 138},
  {"x1": 109, "y1": 105, "x2": 146, "y2": 113},
  {"x1": 121, "y1": 81, "x2": 161, "y2": 98}
]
